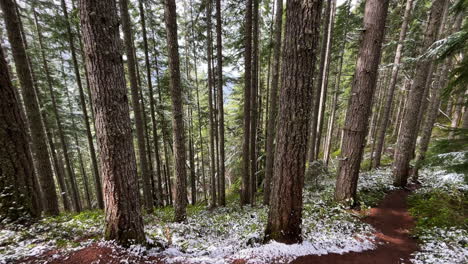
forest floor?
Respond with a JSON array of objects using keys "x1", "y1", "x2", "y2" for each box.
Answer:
[{"x1": 1, "y1": 151, "x2": 467, "y2": 264}]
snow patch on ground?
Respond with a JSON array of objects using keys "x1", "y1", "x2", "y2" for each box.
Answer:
[{"x1": 411, "y1": 228, "x2": 468, "y2": 264}]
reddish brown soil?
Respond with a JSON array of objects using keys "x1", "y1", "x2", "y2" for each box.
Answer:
[
  {"x1": 291, "y1": 188, "x2": 418, "y2": 264},
  {"x1": 17, "y1": 188, "x2": 418, "y2": 264}
]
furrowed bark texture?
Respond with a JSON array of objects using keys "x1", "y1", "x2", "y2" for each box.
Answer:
[
  {"x1": 0, "y1": 0, "x2": 60, "y2": 216},
  {"x1": 0, "y1": 46, "x2": 38, "y2": 221},
  {"x1": 265, "y1": 0, "x2": 321, "y2": 244},
  {"x1": 164, "y1": 0, "x2": 188, "y2": 222},
  {"x1": 334, "y1": 0, "x2": 389, "y2": 202},
  {"x1": 263, "y1": 0, "x2": 283, "y2": 205},
  {"x1": 79, "y1": 0, "x2": 145, "y2": 245},
  {"x1": 393, "y1": 0, "x2": 445, "y2": 187}
]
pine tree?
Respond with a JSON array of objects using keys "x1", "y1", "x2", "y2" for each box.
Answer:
[
  {"x1": 80, "y1": 0, "x2": 145, "y2": 245},
  {"x1": 164, "y1": 0, "x2": 188, "y2": 222},
  {"x1": 334, "y1": 0, "x2": 390, "y2": 202},
  {"x1": 0, "y1": 0, "x2": 60, "y2": 216},
  {"x1": 264, "y1": 0, "x2": 321, "y2": 244}
]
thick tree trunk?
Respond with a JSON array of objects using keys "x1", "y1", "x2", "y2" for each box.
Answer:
[
  {"x1": 80, "y1": 0, "x2": 145, "y2": 246},
  {"x1": 372, "y1": 0, "x2": 414, "y2": 168},
  {"x1": 119, "y1": 0, "x2": 153, "y2": 212},
  {"x1": 242, "y1": 0, "x2": 253, "y2": 206},
  {"x1": 215, "y1": 0, "x2": 226, "y2": 207},
  {"x1": 263, "y1": 0, "x2": 283, "y2": 206},
  {"x1": 334, "y1": 0, "x2": 389, "y2": 202},
  {"x1": 264, "y1": 0, "x2": 321, "y2": 244},
  {"x1": 164, "y1": 0, "x2": 188, "y2": 222},
  {"x1": 393, "y1": 0, "x2": 446, "y2": 187},
  {"x1": 1, "y1": 0, "x2": 60, "y2": 216},
  {"x1": 0, "y1": 46, "x2": 39, "y2": 222}
]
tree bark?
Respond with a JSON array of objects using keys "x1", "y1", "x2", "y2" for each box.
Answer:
[
  {"x1": 164, "y1": 0, "x2": 188, "y2": 222},
  {"x1": 119, "y1": 0, "x2": 153, "y2": 212},
  {"x1": 372, "y1": 0, "x2": 414, "y2": 168},
  {"x1": 393, "y1": 0, "x2": 446, "y2": 187},
  {"x1": 205, "y1": 0, "x2": 217, "y2": 208},
  {"x1": 263, "y1": 0, "x2": 283, "y2": 206},
  {"x1": 80, "y1": 0, "x2": 145, "y2": 246},
  {"x1": 249, "y1": 0, "x2": 260, "y2": 205},
  {"x1": 32, "y1": 9, "x2": 72, "y2": 212},
  {"x1": 138, "y1": 0, "x2": 163, "y2": 207},
  {"x1": 315, "y1": 0, "x2": 337, "y2": 158},
  {"x1": 60, "y1": 0, "x2": 103, "y2": 210},
  {"x1": 308, "y1": 0, "x2": 331, "y2": 163},
  {"x1": 264, "y1": 0, "x2": 321, "y2": 244},
  {"x1": 334, "y1": 0, "x2": 389, "y2": 202},
  {"x1": 0, "y1": 0, "x2": 60, "y2": 216},
  {"x1": 323, "y1": 3, "x2": 349, "y2": 165},
  {"x1": 241, "y1": 0, "x2": 253, "y2": 206},
  {"x1": 0, "y1": 46, "x2": 39, "y2": 222},
  {"x1": 215, "y1": 0, "x2": 226, "y2": 207}
]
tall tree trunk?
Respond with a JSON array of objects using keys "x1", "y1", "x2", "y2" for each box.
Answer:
[
  {"x1": 334, "y1": 0, "x2": 389, "y2": 202},
  {"x1": 372, "y1": 0, "x2": 414, "y2": 168},
  {"x1": 0, "y1": 0, "x2": 60, "y2": 216},
  {"x1": 393, "y1": 0, "x2": 446, "y2": 187},
  {"x1": 215, "y1": 0, "x2": 226, "y2": 207},
  {"x1": 57, "y1": 55, "x2": 82, "y2": 212},
  {"x1": 263, "y1": 0, "x2": 283, "y2": 205},
  {"x1": 119, "y1": 0, "x2": 153, "y2": 212},
  {"x1": 323, "y1": 5, "x2": 349, "y2": 165},
  {"x1": 315, "y1": 0, "x2": 337, "y2": 158},
  {"x1": 138, "y1": 0, "x2": 163, "y2": 207},
  {"x1": 206, "y1": 0, "x2": 217, "y2": 208},
  {"x1": 32, "y1": 9, "x2": 71, "y2": 212},
  {"x1": 189, "y1": 0, "x2": 207, "y2": 203},
  {"x1": 241, "y1": 0, "x2": 253, "y2": 206},
  {"x1": 308, "y1": 0, "x2": 331, "y2": 162},
  {"x1": 264, "y1": 0, "x2": 321, "y2": 244},
  {"x1": 413, "y1": 8, "x2": 457, "y2": 178},
  {"x1": 60, "y1": 0, "x2": 103, "y2": 210},
  {"x1": 64, "y1": 86, "x2": 93, "y2": 209},
  {"x1": 0, "y1": 46, "x2": 39, "y2": 221},
  {"x1": 80, "y1": 0, "x2": 145, "y2": 246},
  {"x1": 36, "y1": 10, "x2": 82, "y2": 213},
  {"x1": 164, "y1": 0, "x2": 188, "y2": 222},
  {"x1": 249, "y1": 0, "x2": 259, "y2": 205}
]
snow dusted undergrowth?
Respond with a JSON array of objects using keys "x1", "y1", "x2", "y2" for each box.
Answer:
[
  {"x1": 0, "y1": 151, "x2": 466, "y2": 263},
  {"x1": 410, "y1": 151, "x2": 468, "y2": 264}
]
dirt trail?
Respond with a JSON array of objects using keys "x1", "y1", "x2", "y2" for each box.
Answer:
[
  {"x1": 18, "y1": 189, "x2": 418, "y2": 264},
  {"x1": 291, "y1": 188, "x2": 418, "y2": 264}
]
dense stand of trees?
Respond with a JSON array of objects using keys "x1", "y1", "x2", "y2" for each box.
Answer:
[{"x1": 1, "y1": 0, "x2": 466, "y2": 245}]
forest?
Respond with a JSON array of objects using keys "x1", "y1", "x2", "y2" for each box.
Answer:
[{"x1": 0, "y1": 0, "x2": 467, "y2": 263}]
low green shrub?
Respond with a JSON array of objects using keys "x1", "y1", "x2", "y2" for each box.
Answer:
[{"x1": 408, "y1": 189, "x2": 468, "y2": 235}]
